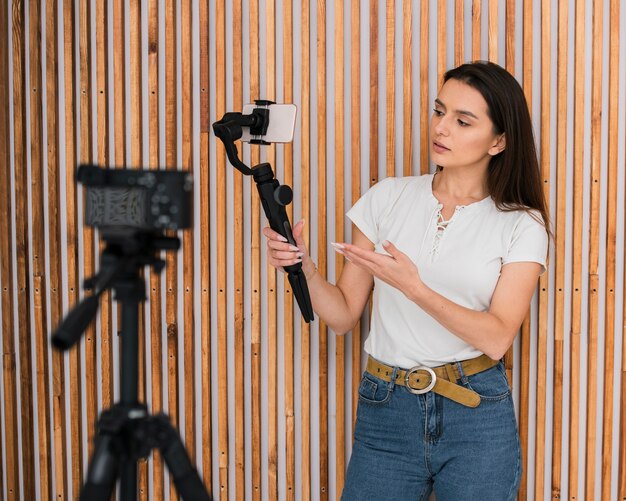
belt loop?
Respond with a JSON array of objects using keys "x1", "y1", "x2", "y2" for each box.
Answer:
[
  {"x1": 389, "y1": 366, "x2": 398, "y2": 391},
  {"x1": 455, "y1": 360, "x2": 469, "y2": 385}
]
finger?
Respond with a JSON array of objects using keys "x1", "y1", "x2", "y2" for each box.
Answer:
[
  {"x1": 263, "y1": 226, "x2": 288, "y2": 243},
  {"x1": 269, "y1": 255, "x2": 303, "y2": 269},
  {"x1": 270, "y1": 248, "x2": 304, "y2": 261},
  {"x1": 292, "y1": 219, "x2": 307, "y2": 247},
  {"x1": 381, "y1": 240, "x2": 400, "y2": 258},
  {"x1": 267, "y1": 239, "x2": 302, "y2": 253}
]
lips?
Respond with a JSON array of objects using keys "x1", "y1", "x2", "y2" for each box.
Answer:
[{"x1": 432, "y1": 140, "x2": 450, "y2": 152}]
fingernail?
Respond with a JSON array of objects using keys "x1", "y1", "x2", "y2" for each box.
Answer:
[
  {"x1": 382, "y1": 240, "x2": 390, "y2": 247},
  {"x1": 296, "y1": 252, "x2": 304, "y2": 257},
  {"x1": 333, "y1": 248, "x2": 345, "y2": 256},
  {"x1": 277, "y1": 234, "x2": 288, "y2": 242},
  {"x1": 289, "y1": 245, "x2": 301, "y2": 252},
  {"x1": 330, "y1": 242, "x2": 345, "y2": 249},
  {"x1": 293, "y1": 258, "x2": 302, "y2": 263}
]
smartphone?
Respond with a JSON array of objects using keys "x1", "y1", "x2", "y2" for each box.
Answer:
[{"x1": 240, "y1": 103, "x2": 297, "y2": 143}]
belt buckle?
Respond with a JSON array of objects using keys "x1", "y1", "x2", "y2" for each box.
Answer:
[{"x1": 405, "y1": 366, "x2": 436, "y2": 395}]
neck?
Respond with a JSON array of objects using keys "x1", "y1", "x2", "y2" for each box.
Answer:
[{"x1": 432, "y1": 168, "x2": 489, "y2": 203}]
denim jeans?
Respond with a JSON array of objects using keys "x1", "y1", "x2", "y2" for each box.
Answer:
[{"x1": 341, "y1": 361, "x2": 521, "y2": 501}]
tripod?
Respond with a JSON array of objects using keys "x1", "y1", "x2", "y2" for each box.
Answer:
[{"x1": 52, "y1": 235, "x2": 211, "y2": 501}]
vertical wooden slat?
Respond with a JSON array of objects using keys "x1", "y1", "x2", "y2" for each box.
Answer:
[
  {"x1": 350, "y1": 0, "x2": 361, "y2": 431},
  {"x1": 600, "y1": 3, "x2": 619, "y2": 500},
  {"x1": 198, "y1": 0, "x2": 212, "y2": 493},
  {"x1": 487, "y1": 0, "x2": 497, "y2": 62},
  {"x1": 265, "y1": 2, "x2": 279, "y2": 498},
  {"x1": 454, "y1": 0, "x2": 463, "y2": 66},
  {"x1": 503, "y1": 0, "x2": 515, "y2": 386},
  {"x1": 534, "y1": 0, "x2": 551, "y2": 498},
  {"x1": 317, "y1": 1, "x2": 328, "y2": 499},
  {"x1": 585, "y1": 0, "x2": 603, "y2": 498},
  {"x1": 419, "y1": 0, "x2": 428, "y2": 175},
  {"x1": 249, "y1": 1, "x2": 262, "y2": 498},
  {"x1": 334, "y1": 0, "x2": 346, "y2": 496},
  {"x1": 45, "y1": 1, "x2": 68, "y2": 498},
  {"x1": 164, "y1": 1, "x2": 179, "y2": 499},
  {"x1": 551, "y1": 1, "x2": 568, "y2": 498},
  {"x1": 113, "y1": 0, "x2": 125, "y2": 167},
  {"x1": 128, "y1": 1, "x2": 149, "y2": 495},
  {"x1": 472, "y1": 0, "x2": 481, "y2": 61},
  {"x1": 215, "y1": 0, "x2": 228, "y2": 499},
  {"x1": 79, "y1": 0, "x2": 98, "y2": 464},
  {"x1": 437, "y1": 0, "x2": 446, "y2": 86},
  {"x1": 385, "y1": 0, "x2": 394, "y2": 178},
  {"x1": 232, "y1": 0, "x2": 245, "y2": 498},
  {"x1": 518, "y1": 317, "x2": 531, "y2": 501},
  {"x1": 369, "y1": 0, "x2": 378, "y2": 186},
  {"x1": 282, "y1": 1, "x2": 295, "y2": 499},
  {"x1": 299, "y1": 1, "x2": 311, "y2": 498},
  {"x1": 1, "y1": 2, "x2": 20, "y2": 498},
  {"x1": 96, "y1": 0, "x2": 113, "y2": 418},
  {"x1": 518, "y1": 5, "x2": 532, "y2": 500},
  {"x1": 148, "y1": 0, "x2": 165, "y2": 497},
  {"x1": 402, "y1": 0, "x2": 411, "y2": 177},
  {"x1": 568, "y1": 1, "x2": 585, "y2": 498},
  {"x1": 180, "y1": 0, "x2": 196, "y2": 473},
  {"x1": 0, "y1": 7, "x2": 8, "y2": 500},
  {"x1": 11, "y1": 2, "x2": 35, "y2": 498},
  {"x1": 62, "y1": 0, "x2": 83, "y2": 494},
  {"x1": 29, "y1": 0, "x2": 53, "y2": 497},
  {"x1": 505, "y1": 0, "x2": 515, "y2": 72}
]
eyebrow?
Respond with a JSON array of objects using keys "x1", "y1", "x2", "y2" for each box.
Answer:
[{"x1": 434, "y1": 98, "x2": 479, "y2": 120}]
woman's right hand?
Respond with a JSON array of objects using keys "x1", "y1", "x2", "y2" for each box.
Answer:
[{"x1": 263, "y1": 219, "x2": 316, "y2": 279}]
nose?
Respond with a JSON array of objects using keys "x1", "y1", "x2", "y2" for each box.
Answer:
[{"x1": 432, "y1": 114, "x2": 449, "y2": 137}]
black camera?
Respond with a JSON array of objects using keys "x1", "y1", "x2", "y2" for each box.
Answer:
[{"x1": 78, "y1": 164, "x2": 193, "y2": 234}]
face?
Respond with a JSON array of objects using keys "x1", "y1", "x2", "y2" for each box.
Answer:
[{"x1": 430, "y1": 79, "x2": 505, "y2": 170}]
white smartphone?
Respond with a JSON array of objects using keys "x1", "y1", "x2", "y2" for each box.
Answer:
[{"x1": 240, "y1": 103, "x2": 297, "y2": 143}]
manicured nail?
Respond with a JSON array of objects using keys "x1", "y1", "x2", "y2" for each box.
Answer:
[
  {"x1": 276, "y1": 234, "x2": 288, "y2": 242},
  {"x1": 289, "y1": 245, "x2": 300, "y2": 252},
  {"x1": 382, "y1": 240, "x2": 390, "y2": 247},
  {"x1": 330, "y1": 242, "x2": 345, "y2": 249}
]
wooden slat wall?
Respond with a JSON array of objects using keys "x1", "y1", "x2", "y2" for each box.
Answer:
[{"x1": 1, "y1": 1, "x2": 626, "y2": 500}]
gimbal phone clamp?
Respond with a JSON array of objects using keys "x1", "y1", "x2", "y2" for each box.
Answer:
[{"x1": 213, "y1": 100, "x2": 314, "y2": 322}]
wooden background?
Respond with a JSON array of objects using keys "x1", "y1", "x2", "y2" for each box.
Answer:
[{"x1": 0, "y1": 0, "x2": 625, "y2": 499}]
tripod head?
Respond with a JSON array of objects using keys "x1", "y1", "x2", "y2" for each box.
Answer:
[{"x1": 213, "y1": 101, "x2": 314, "y2": 322}]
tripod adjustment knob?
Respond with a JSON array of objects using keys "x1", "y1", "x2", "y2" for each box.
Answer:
[{"x1": 274, "y1": 185, "x2": 292, "y2": 206}]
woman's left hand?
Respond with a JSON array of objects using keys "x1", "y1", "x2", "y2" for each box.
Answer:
[{"x1": 333, "y1": 240, "x2": 423, "y2": 300}]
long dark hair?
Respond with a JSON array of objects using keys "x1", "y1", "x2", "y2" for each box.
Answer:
[{"x1": 442, "y1": 61, "x2": 550, "y2": 235}]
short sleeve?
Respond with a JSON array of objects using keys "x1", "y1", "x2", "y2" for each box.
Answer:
[
  {"x1": 503, "y1": 211, "x2": 549, "y2": 274},
  {"x1": 346, "y1": 177, "x2": 397, "y2": 245}
]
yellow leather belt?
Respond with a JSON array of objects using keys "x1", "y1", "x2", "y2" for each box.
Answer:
[{"x1": 365, "y1": 354, "x2": 500, "y2": 408}]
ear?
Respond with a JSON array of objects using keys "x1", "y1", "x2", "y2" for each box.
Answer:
[{"x1": 488, "y1": 133, "x2": 506, "y2": 156}]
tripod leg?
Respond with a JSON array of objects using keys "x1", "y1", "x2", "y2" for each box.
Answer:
[
  {"x1": 79, "y1": 435, "x2": 119, "y2": 501},
  {"x1": 152, "y1": 414, "x2": 212, "y2": 501}
]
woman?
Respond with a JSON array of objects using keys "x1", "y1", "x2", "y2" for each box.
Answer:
[{"x1": 264, "y1": 61, "x2": 549, "y2": 500}]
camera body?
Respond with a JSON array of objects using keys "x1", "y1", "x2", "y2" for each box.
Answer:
[{"x1": 79, "y1": 164, "x2": 193, "y2": 234}]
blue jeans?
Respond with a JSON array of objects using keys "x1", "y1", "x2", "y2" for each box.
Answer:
[{"x1": 341, "y1": 361, "x2": 521, "y2": 501}]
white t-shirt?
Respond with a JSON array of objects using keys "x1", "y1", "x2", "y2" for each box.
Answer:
[{"x1": 346, "y1": 173, "x2": 548, "y2": 368}]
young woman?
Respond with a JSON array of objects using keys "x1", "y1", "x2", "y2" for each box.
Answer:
[{"x1": 264, "y1": 61, "x2": 549, "y2": 500}]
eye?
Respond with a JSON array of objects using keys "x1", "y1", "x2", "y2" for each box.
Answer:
[
  {"x1": 457, "y1": 119, "x2": 470, "y2": 127},
  {"x1": 432, "y1": 108, "x2": 444, "y2": 116}
]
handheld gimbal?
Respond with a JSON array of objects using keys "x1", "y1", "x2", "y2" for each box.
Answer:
[{"x1": 213, "y1": 100, "x2": 314, "y2": 323}]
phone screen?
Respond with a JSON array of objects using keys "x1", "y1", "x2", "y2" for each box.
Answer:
[{"x1": 240, "y1": 103, "x2": 297, "y2": 143}]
